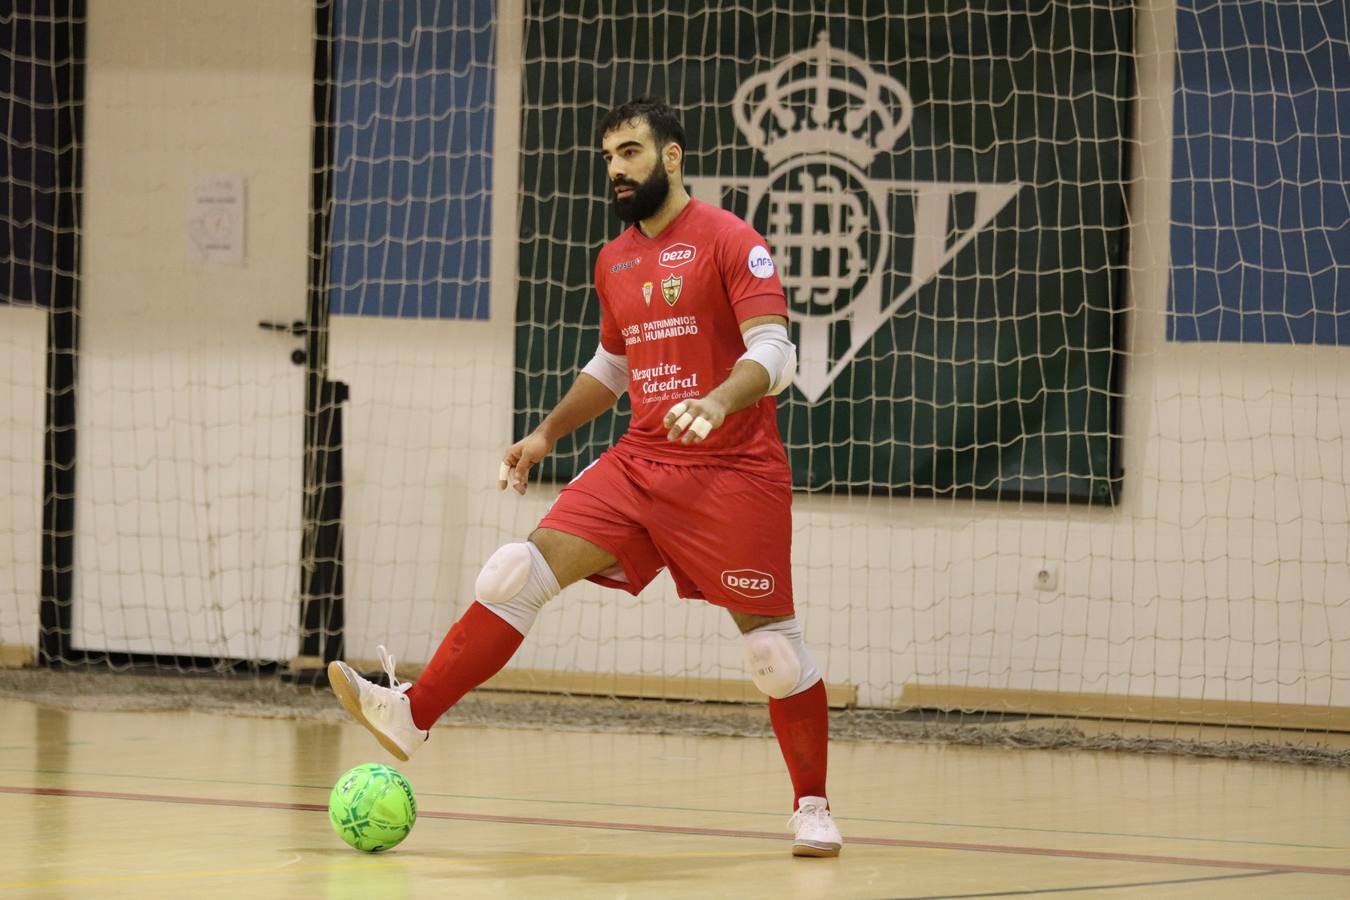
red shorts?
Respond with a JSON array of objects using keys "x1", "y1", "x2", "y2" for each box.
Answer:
[{"x1": 537, "y1": 450, "x2": 794, "y2": 616}]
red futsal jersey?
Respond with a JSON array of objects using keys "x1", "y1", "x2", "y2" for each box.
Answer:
[{"x1": 594, "y1": 198, "x2": 791, "y2": 481}]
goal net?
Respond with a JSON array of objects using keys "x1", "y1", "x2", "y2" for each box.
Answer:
[{"x1": 3, "y1": 0, "x2": 1348, "y2": 759}]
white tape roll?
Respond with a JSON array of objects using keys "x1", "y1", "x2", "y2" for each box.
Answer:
[
  {"x1": 690, "y1": 416, "x2": 712, "y2": 439},
  {"x1": 675, "y1": 412, "x2": 694, "y2": 432},
  {"x1": 498, "y1": 462, "x2": 511, "y2": 483}
]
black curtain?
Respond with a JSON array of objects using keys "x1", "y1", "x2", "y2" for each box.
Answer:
[{"x1": 1, "y1": 1, "x2": 86, "y2": 662}]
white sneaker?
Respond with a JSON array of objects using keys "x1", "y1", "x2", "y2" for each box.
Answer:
[
  {"x1": 788, "y1": 796, "x2": 843, "y2": 857},
  {"x1": 327, "y1": 645, "x2": 428, "y2": 762}
]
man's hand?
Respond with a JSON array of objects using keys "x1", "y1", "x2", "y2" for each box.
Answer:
[
  {"x1": 664, "y1": 397, "x2": 728, "y2": 444},
  {"x1": 498, "y1": 431, "x2": 555, "y2": 494}
]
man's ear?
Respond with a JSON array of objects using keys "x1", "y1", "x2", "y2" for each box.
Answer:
[{"x1": 664, "y1": 142, "x2": 683, "y2": 171}]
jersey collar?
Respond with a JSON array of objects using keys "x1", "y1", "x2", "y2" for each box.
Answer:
[{"x1": 627, "y1": 197, "x2": 701, "y2": 245}]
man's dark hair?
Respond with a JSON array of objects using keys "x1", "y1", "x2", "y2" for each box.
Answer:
[{"x1": 597, "y1": 96, "x2": 686, "y2": 157}]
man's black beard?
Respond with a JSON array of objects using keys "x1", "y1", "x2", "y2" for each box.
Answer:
[{"x1": 611, "y1": 164, "x2": 670, "y2": 223}]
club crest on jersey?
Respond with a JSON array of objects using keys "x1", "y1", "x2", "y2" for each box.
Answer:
[
  {"x1": 642, "y1": 281, "x2": 654, "y2": 305},
  {"x1": 722, "y1": 568, "x2": 775, "y2": 599},
  {"x1": 659, "y1": 243, "x2": 696, "y2": 268},
  {"x1": 660, "y1": 274, "x2": 683, "y2": 307},
  {"x1": 684, "y1": 32, "x2": 1021, "y2": 402}
]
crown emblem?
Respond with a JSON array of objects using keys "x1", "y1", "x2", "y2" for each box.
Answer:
[{"x1": 733, "y1": 32, "x2": 913, "y2": 168}]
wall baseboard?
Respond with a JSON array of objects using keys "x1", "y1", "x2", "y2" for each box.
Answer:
[
  {"x1": 330, "y1": 658, "x2": 857, "y2": 708},
  {"x1": 0, "y1": 645, "x2": 36, "y2": 669},
  {"x1": 899, "y1": 683, "x2": 1350, "y2": 732}
]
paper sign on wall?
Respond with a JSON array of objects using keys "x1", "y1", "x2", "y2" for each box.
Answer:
[{"x1": 188, "y1": 175, "x2": 246, "y2": 266}]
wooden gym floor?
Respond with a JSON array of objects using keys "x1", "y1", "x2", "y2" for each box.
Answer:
[{"x1": 1, "y1": 695, "x2": 1348, "y2": 898}]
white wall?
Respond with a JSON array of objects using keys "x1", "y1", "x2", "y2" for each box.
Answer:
[
  {"x1": 0, "y1": 306, "x2": 46, "y2": 652},
  {"x1": 334, "y1": 0, "x2": 1349, "y2": 710}
]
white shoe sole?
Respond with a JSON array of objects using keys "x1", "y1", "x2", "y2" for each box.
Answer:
[
  {"x1": 327, "y1": 660, "x2": 412, "y2": 762},
  {"x1": 792, "y1": 841, "x2": 842, "y2": 858}
]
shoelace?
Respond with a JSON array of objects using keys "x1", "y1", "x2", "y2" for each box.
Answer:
[
  {"x1": 377, "y1": 644, "x2": 413, "y2": 695},
  {"x1": 788, "y1": 804, "x2": 829, "y2": 830}
]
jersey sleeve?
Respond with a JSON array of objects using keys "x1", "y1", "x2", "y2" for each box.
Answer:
[
  {"x1": 716, "y1": 222, "x2": 788, "y2": 323},
  {"x1": 594, "y1": 256, "x2": 625, "y2": 354}
]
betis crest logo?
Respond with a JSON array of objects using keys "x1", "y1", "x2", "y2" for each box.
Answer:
[{"x1": 689, "y1": 33, "x2": 1021, "y2": 402}]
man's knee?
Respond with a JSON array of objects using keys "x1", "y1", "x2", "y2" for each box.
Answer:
[
  {"x1": 475, "y1": 541, "x2": 560, "y2": 635},
  {"x1": 742, "y1": 617, "x2": 821, "y2": 699}
]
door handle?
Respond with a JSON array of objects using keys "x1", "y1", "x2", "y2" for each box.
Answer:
[
  {"x1": 257, "y1": 319, "x2": 310, "y2": 337},
  {"x1": 258, "y1": 321, "x2": 312, "y2": 365}
]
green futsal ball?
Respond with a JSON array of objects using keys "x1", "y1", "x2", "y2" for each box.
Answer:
[{"x1": 329, "y1": 763, "x2": 417, "y2": 852}]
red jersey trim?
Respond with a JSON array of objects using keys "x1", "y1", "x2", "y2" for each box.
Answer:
[{"x1": 732, "y1": 293, "x2": 789, "y2": 323}]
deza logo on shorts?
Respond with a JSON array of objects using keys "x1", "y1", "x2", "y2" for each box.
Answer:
[
  {"x1": 721, "y1": 568, "x2": 775, "y2": 599},
  {"x1": 659, "y1": 243, "x2": 696, "y2": 267}
]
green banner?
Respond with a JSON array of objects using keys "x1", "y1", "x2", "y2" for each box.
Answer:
[{"x1": 517, "y1": 1, "x2": 1130, "y2": 503}]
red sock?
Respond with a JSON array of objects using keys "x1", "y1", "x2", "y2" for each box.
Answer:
[
  {"x1": 406, "y1": 602, "x2": 524, "y2": 731},
  {"x1": 768, "y1": 679, "x2": 829, "y2": 808}
]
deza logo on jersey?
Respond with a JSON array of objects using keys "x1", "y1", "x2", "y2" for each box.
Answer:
[
  {"x1": 659, "y1": 243, "x2": 696, "y2": 267},
  {"x1": 722, "y1": 568, "x2": 775, "y2": 599}
]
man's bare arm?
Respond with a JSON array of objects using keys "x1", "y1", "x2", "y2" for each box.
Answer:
[{"x1": 500, "y1": 373, "x2": 619, "y2": 494}]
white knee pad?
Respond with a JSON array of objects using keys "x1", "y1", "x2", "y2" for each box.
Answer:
[
  {"x1": 743, "y1": 617, "x2": 821, "y2": 699},
  {"x1": 475, "y1": 541, "x2": 560, "y2": 636}
]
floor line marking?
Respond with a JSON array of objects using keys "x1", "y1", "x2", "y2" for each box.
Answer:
[
  {"x1": 2, "y1": 764, "x2": 1339, "y2": 852},
  {"x1": 899, "y1": 868, "x2": 1287, "y2": 898},
  {"x1": 3, "y1": 784, "x2": 1348, "y2": 877}
]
